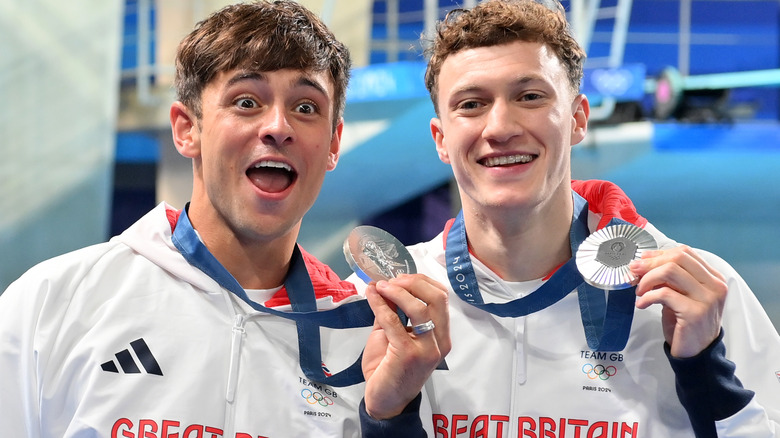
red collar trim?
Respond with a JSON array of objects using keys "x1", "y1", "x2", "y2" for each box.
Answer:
[
  {"x1": 167, "y1": 206, "x2": 358, "y2": 306},
  {"x1": 166, "y1": 206, "x2": 182, "y2": 233},
  {"x1": 441, "y1": 180, "x2": 645, "y2": 282}
]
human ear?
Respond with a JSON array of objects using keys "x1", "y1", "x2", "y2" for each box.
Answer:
[
  {"x1": 431, "y1": 118, "x2": 450, "y2": 164},
  {"x1": 170, "y1": 101, "x2": 201, "y2": 159},
  {"x1": 570, "y1": 94, "x2": 590, "y2": 146},
  {"x1": 326, "y1": 119, "x2": 343, "y2": 171}
]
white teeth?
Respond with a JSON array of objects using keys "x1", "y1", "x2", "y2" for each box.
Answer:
[
  {"x1": 483, "y1": 154, "x2": 534, "y2": 167},
  {"x1": 253, "y1": 160, "x2": 292, "y2": 172}
]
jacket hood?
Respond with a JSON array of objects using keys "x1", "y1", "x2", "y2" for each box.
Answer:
[
  {"x1": 112, "y1": 203, "x2": 222, "y2": 295},
  {"x1": 571, "y1": 179, "x2": 647, "y2": 230}
]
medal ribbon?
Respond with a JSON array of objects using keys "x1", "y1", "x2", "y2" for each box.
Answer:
[
  {"x1": 172, "y1": 206, "x2": 373, "y2": 386},
  {"x1": 445, "y1": 192, "x2": 636, "y2": 351}
]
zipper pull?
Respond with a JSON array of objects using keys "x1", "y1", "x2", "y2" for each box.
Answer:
[{"x1": 226, "y1": 314, "x2": 246, "y2": 402}]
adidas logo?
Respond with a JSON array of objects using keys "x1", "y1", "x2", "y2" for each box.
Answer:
[{"x1": 101, "y1": 338, "x2": 163, "y2": 376}]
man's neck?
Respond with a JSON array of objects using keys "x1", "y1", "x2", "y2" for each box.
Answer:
[
  {"x1": 211, "y1": 232, "x2": 296, "y2": 290},
  {"x1": 462, "y1": 193, "x2": 574, "y2": 282},
  {"x1": 187, "y1": 206, "x2": 298, "y2": 291}
]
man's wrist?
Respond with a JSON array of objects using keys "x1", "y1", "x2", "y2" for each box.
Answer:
[
  {"x1": 666, "y1": 329, "x2": 754, "y2": 437},
  {"x1": 359, "y1": 393, "x2": 426, "y2": 437}
]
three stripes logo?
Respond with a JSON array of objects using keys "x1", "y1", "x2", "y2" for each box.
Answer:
[{"x1": 101, "y1": 338, "x2": 163, "y2": 376}]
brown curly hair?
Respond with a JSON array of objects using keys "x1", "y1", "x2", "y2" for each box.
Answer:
[
  {"x1": 424, "y1": 0, "x2": 585, "y2": 115},
  {"x1": 174, "y1": 0, "x2": 351, "y2": 131}
]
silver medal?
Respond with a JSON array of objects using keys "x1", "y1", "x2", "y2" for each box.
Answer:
[
  {"x1": 575, "y1": 223, "x2": 658, "y2": 290},
  {"x1": 343, "y1": 226, "x2": 416, "y2": 283}
]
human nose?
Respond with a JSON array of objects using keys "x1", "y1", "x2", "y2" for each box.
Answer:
[
  {"x1": 482, "y1": 100, "x2": 519, "y2": 144},
  {"x1": 260, "y1": 104, "x2": 294, "y2": 146}
]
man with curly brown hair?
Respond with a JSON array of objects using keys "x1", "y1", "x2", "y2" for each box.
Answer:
[{"x1": 358, "y1": 1, "x2": 780, "y2": 436}]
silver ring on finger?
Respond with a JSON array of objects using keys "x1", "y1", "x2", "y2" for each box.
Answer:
[{"x1": 412, "y1": 320, "x2": 435, "y2": 335}]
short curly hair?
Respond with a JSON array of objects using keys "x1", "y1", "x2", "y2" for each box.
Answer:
[
  {"x1": 424, "y1": 0, "x2": 585, "y2": 115},
  {"x1": 174, "y1": 0, "x2": 351, "y2": 131}
]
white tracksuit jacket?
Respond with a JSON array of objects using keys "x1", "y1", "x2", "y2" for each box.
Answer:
[
  {"x1": 357, "y1": 180, "x2": 780, "y2": 438},
  {"x1": 0, "y1": 203, "x2": 372, "y2": 438}
]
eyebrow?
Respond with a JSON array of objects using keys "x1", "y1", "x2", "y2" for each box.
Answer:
[
  {"x1": 225, "y1": 70, "x2": 329, "y2": 98},
  {"x1": 225, "y1": 71, "x2": 265, "y2": 88},
  {"x1": 296, "y1": 75, "x2": 329, "y2": 99},
  {"x1": 451, "y1": 75, "x2": 541, "y2": 96}
]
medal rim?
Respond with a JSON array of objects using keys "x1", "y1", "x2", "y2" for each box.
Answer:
[
  {"x1": 343, "y1": 225, "x2": 417, "y2": 282},
  {"x1": 575, "y1": 223, "x2": 658, "y2": 290}
]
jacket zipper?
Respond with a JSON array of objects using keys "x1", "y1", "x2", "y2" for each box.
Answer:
[{"x1": 223, "y1": 313, "x2": 247, "y2": 437}]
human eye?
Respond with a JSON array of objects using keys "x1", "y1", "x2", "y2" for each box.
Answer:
[
  {"x1": 454, "y1": 99, "x2": 484, "y2": 113},
  {"x1": 518, "y1": 91, "x2": 545, "y2": 103},
  {"x1": 234, "y1": 96, "x2": 258, "y2": 109},
  {"x1": 520, "y1": 92, "x2": 543, "y2": 102},
  {"x1": 461, "y1": 100, "x2": 481, "y2": 110},
  {"x1": 295, "y1": 101, "x2": 319, "y2": 115}
]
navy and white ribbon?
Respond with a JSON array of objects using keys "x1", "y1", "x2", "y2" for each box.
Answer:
[
  {"x1": 172, "y1": 206, "x2": 373, "y2": 386},
  {"x1": 445, "y1": 192, "x2": 636, "y2": 351}
]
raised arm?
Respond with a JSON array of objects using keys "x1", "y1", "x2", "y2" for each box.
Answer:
[{"x1": 360, "y1": 274, "x2": 450, "y2": 436}]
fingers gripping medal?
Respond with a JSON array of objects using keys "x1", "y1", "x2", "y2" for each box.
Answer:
[
  {"x1": 575, "y1": 223, "x2": 658, "y2": 290},
  {"x1": 343, "y1": 226, "x2": 417, "y2": 283}
]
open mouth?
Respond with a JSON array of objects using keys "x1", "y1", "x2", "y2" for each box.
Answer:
[
  {"x1": 246, "y1": 160, "x2": 297, "y2": 193},
  {"x1": 480, "y1": 154, "x2": 536, "y2": 167}
]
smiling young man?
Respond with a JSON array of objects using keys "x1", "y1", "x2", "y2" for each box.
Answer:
[
  {"x1": 0, "y1": 2, "x2": 384, "y2": 436},
  {"x1": 171, "y1": 67, "x2": 341, "y2": 290},
  {"x1": 358, "y1": 1, "x2": 780, "y2": 437}
]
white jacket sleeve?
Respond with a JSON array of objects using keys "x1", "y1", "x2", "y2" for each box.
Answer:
[
  {"x1": 672, "y1": 250, "x2": 780, "y2": 437},
  {"x1": 0, "y1": 273, "x2": 46, "y2": 438},
  {"x1": 0, "y1": 245, "x2": 105, "y2": 438}
]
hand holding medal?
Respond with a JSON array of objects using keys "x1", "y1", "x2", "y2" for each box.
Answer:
[
  {"x1": 577, "y1": 222, "x2": 727, "y2": 358},
  {"x1": 630, "y1": 243, "x2": 729, "y2": 359},
  {"x1": 343, "y1": 226, "x2": 450, "y2": 419}
]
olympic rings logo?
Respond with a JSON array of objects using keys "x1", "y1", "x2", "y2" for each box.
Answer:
[
  {"x1": 582, "y1": 363, "x2": 617, "y2": 380},
  {"x1": 301, "y1": 389, "x2": 334, "y2": 407}
]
